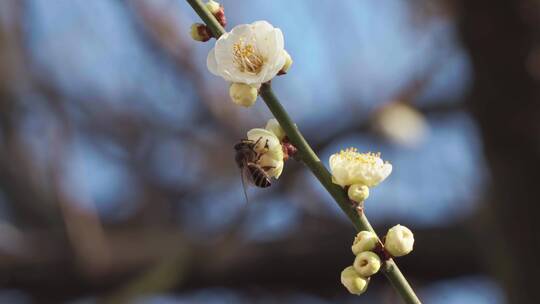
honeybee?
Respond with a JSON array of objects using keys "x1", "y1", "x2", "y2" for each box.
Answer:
[{"x1": 234, "y1": 137, "x2": 274, "y2": 202}]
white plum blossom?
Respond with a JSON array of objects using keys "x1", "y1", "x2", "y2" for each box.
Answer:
[
  {"x1": 329, "y1": 148, "x2": 392, "y2": 188},
  {"x1": 247, "y1": 128, "x2": 284, "y2": 178},
  {"x1": 207, "y1": 21, "x2": 288, "y2": 87},
  {"x1": 385, "y1": 224, "x2": 415, "y2": 257}
]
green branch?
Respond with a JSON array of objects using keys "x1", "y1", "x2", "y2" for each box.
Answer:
[
  {"x1": 185, "y1": 0, "x2": 421, "y2": 303},
  {"x1": 260, "y1": 84, "x2": 420, "y2": 304}
]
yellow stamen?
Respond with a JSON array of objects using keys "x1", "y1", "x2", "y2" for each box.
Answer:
[
  {"x1": 233, "y1": 39, "x2": 265, "y2": 74},
  {"x1": 339, "y1": 147, "x2": 382, "y2": 164}
]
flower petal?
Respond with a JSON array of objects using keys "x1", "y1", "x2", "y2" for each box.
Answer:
[
  {"x1": 207, "y1": 21, "x2": 287, "y2": 86},
  {"x1": 331, "y1": 166, "x2": 350, "y2": 188},
  {"x1": 271, "y1": 160, "x2": 284, "y2": 178},
  {"x1": 229, "y1": 23, "x2": 254, "y2": 37},
  {"x1": 258, "y1": 154, "x2": 284, "y2": 179},
  {"x1": 206, "y1": 47, "x2": 219, "y2": 76},
  {"x1": 246, "y1": 128, "x2": 280, "y2": 153},
  {"x1": 250, "y1": 20, "x2": 274, "y2": 33}
]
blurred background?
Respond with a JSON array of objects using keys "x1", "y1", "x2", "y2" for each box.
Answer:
[{"x1": 1, "y1": 0, "x2": 539, "y2": 303}]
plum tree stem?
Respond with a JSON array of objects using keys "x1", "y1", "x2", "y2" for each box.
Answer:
[{"x1": 185, "y1": 1, "x2": 421, "y2": 303}]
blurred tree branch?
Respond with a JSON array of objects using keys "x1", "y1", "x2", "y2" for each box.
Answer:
[
  {"x1": 2, "y1": 218, "x2": 484, "y2": 301},
  {"x1": 457, "y1": 0, "x2": 540, "y2": 302}
]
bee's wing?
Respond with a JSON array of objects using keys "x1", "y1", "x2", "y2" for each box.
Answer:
[{"x1": 239, "y1": 161, "x2": 252, "y2": 204}]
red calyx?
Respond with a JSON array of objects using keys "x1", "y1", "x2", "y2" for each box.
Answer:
[
  {"x1": 282, "y1": 137, "x2": 298, "y2": 161},
  {"x1": 214, "y1": 6, "x2": 227, "y2": 27},
  {"x1": 197, "y1": 24, "x2": 212, "y2": 42}
]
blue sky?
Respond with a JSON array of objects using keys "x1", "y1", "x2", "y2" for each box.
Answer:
[{"x1": 1, "y1": 0, "x2": 500, "y2": 302}]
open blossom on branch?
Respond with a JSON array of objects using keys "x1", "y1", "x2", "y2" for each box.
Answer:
[
  {"x1": 329, "y1": 148, "x2": 392, "y2": 188},
  {"x1": 207, "y1": 21, "x2": 288, "y2": 86},
  {"x1": 247, "y1": 128, "x2": 284, "y2": 178}
]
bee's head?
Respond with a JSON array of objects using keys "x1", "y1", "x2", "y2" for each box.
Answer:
[
  {"x1": 234, "y1": 139, "x2": 255, "y2": 151},
  {"x1": 233, "y1": 142, "x2": 245, "y2": 151}
]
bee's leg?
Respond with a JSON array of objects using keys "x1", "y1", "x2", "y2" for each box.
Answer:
[
  {"x1": 259, "y1": 139, "x2": 270, "y2": 154},
  {"x1": 255, "y1": 150, "x2": 265, "y2": 162},
  {"x1": 255, "y1": 139, "x2": 271, "y2": 162}
]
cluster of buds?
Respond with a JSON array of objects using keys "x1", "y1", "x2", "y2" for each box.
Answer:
[
  {"x1": 341, "y1": 225, "x2": 414, "y2": 295},
  {"x1": 341, "y1": 230, "x2": 380, "y2": 295},
  {"x1": 189, "y1": 0, "x2": 226, "y2": 42}
]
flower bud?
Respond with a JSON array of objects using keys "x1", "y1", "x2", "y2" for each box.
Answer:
[
  {"x1": 351, "y1": 230, "x2": 378, "y2": 255},
  {"x1": 340, "y1": 266, "x2": 369, "y2": 295},
  {"x1": 205, "y1": 0, "x2": 221, "y2": 14},
  {"x1": 265, "y1": 118, "x2": 286, "y2": 140},
  {"x1": 205, "y1": 0, "x2": 226, "y2": 27},
  {"x1": 229, "y1": 83, "x2": 258, "y2": 107},
  {"x1": 384, "y1": 224, "x2": 414, "y2": 257},
  {"x1": 348, "y1": 184, "x2": 369, "y2": 203},
  {"x1": 278, "y1": 50, "x2": 293, "y2": 75},
  {"x1": 190, "y1": 23, "x2": 211, "y2": 42},
  {"x1": 353, "y1": 251, "x2": 381, "y2": 277}
]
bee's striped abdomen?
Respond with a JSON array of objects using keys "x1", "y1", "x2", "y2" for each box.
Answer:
[{"x1": 247, "y1": 163, "x2": 272, "y2": 188}]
